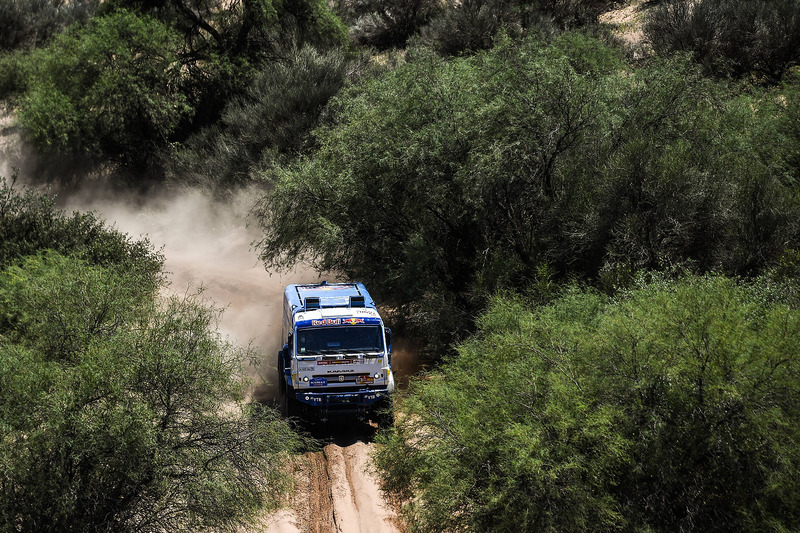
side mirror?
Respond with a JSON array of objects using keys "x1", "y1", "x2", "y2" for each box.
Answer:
[{"x1": 384, "y1": 327, "x2": 392, "y2": 361}]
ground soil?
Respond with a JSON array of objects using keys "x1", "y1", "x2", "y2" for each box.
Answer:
[
  {"x1": 599, "y1": 0, "x2": 652, "y2": 57},
  {"x1": 253, "y1": 421, "x2": 404, "y2": 533}
]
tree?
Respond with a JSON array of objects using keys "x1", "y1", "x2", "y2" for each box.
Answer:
[
  {"x1": 103, "y1": 0, "x2": 348, "y2": 129},
  {"x1": 375, "y1": 276, "x2": 800, "y2": 531},
  {"x1": 255, "y1": 33, "x2": 624, "y2": 353},
  {"x1": 256, "y1": 33, "x2": 800, "y2": 357},
  {"x1": 14, "y1": 10, "x2": 191, "y2": 169},
  {"x1": 0, "y1": 180, "x2": 301, "y2": 532},
  {"x1": 645, "y1": 0, "x2": 800, "y2": 81},
  {"x1": 0, "y1": 252, "x2": 301, "y2": 532},
  {"x1": 418, "y1": 0, "x2": 611, "y2": 56},
  {"x1": 164, "y1": 45, "x2": 370, "y2": 190},
  {"x1": 348, "y1": 0, "x2": 442, "y2": 50},
  {"x1": 0, "y1": 172, "x2": 163, "y2": 279}
]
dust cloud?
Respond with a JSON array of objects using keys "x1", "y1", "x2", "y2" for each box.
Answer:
[
  {"x1": 63, "y1": 185, "x2": 320, "y2": 402},
  {"x1": 1, "y1": 107, "x2": 320, "y2": 401},
  {"x1": 1, "y1": 107, "x2": 417, "y2": 403}
]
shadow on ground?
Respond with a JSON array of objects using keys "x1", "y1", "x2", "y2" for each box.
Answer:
[{"x1": 293, "y1": 417, "x2": 380, "y2": 448}]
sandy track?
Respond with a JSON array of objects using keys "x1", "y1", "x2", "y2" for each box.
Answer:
[{"x1": 262, "y1": 439, "x2": 401, "y2": 533}]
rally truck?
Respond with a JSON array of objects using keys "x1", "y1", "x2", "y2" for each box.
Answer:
[{"x1": 278, "y1": 282, "x2": 395, "y2": 426}]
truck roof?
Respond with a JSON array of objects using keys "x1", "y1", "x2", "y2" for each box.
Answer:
[{"x1": 285, "y1": 282, "x2": 377, "y2": 314}]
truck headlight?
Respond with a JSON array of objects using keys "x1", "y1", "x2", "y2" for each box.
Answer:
[
  {"x1": 374, "y1": 373, "x2": 381, "y2": 379},
  {"x1": 303, "y1": 376, "x2": 309, "y2": 382}
]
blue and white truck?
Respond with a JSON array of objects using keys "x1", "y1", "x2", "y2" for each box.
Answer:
[{"x1": 278, "y1": 282, "x2": 395, "y2": 425}]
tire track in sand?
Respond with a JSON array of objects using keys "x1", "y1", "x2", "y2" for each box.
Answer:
[{"x1": 262, "y1": 441, "x2": 401, "y2": 533}]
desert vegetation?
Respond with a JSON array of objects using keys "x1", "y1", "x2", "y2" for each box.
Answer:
[
  {"x1": 0, "y1": 177, "x2": 302, "y2": 531},
  {"x1": 376, "y1": 275, "x2": 800, "y2": 531},
  {"x1": 2, "y1": 0, "x2": 800, "y2": 529}
]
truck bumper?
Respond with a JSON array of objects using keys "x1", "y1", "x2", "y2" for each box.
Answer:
[
  {"x1": 293, "y1": 388, "x2": 389, "y2": 407},
  {"x1": 292, "y1": 388, "x2": 391, "y2": 422}
]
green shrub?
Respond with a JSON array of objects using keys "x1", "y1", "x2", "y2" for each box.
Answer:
[
  {"x1": 0, "y1": 51, "x2": 34, "y2": 99},
  {"x1": 0, "y1": 172, "x2": 302, "y2": 532},
  {"x1": 419, "y1": 0, "x2": 611, "y2": 56},
  {"x1": 645, "y1": 0, "x2": 800, "y2": 81},
  {"x1": 0, "y1": 252, "x2": 301, "y2": 532},
  {"x1": 349, "y1": 0, "x2": 442, "y2": 49},
  {"x1": 16, "y1": 10, "x2": 191, "y2": 168},
  {"x1": 0, "y1": 172, "x2": 163, "y2": 280},
  {"x1": 165, "y1": 45, "x2": 368, "y2": 189},
  {"x1": 102, "y1": 0, "x2": 348, "y2": 131},
  {"x1": 376, "y1": 276, "x2": 800, "y2": 531}
]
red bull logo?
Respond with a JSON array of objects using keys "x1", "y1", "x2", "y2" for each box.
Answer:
[
  {"x1": 311, "y1": 318, "x2": 341, "y2": 326},
  {"x1": 342, "y1": 318, "x2": 365, "y2": 325}
]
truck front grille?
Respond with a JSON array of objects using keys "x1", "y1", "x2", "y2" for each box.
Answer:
[{"x1": 312, "y1": 373, "x2": 373, "y2": 385}]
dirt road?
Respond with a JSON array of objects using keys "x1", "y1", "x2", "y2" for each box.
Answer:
[{"x1": 254, "y1": 421, "x2": 402, "y2": 533}]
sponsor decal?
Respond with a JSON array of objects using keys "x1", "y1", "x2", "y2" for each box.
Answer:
[
  {"x1": 356, "y1": 375, "x2": 374, "y2": 384},
  {"x1": 311, "y1": 318, "x2": 341, "y2": 326},
  {"x1": 310, "y1": 377, "x2": 327, "y2": 386},
  {"x1": 318, "y1": 360, "x2": 353, "y2": 365},
  {"x1": 295, "y1": 317, "x2": 382, "y2": 329},
  {"x1": 327, "y1": 369, "x2": 354, "y2": 373}
]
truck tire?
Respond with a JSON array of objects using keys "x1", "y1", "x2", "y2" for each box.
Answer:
[
  {"x1": 374, "y1": 397, "x2": 394, "y2": 428},
  {"x1": 278, "y1": 372, "x2": 298, "y2": 419},
  {"x1": 278, "y1": 373, "x2": 288, "y2": 417},
  {"x1": 285, "y1": 387, "x2": 297, "y2": 419}
]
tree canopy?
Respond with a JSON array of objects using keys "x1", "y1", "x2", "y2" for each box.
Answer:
[
  {"x1": 164, "y1": 45, "x2": 371, "y2": 189},
  {"x1": 14, "y1": 10, "x2": 190, "y2": 169},
  {"x1": 645, "y1": 0, "x2": 800, "y2": 81},
  {"x1": 376, "y1": 275, "x2": 800, "y2": 531},
  {"x1": 0, "y1": 0, "x2": 348, "y2": 173},
  {"x1": 0, "y1": 177, "x2": 301, "y2": 532},
  {"x1": 256, "y1": 33, "x2": 800, "y2": 354}
]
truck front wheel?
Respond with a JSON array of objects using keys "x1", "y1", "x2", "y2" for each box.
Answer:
[
  {"x1": 374, "y1": 397, "x2": 394, "y2": 428},
  {"x1": 285, "y1": 388, "x2": 297, "y2": 419},
  {"x1": 278, "y1": 374, "x2": 297, "y2": 419}
]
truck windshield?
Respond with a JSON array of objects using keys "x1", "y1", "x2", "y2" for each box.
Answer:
[{"x1": 297, "y1": 326, "x2": 384, "y2": 355}]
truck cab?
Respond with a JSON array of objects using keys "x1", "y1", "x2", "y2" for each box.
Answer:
[{"x1": 279, "y1": 282, "x2": 394, "y2": 425}]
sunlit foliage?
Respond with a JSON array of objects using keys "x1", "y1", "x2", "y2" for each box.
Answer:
[
  {"x1": 376, "y1": 275, "x2": 800, "y2": 531},
  {"x1": 256, "y1": 33, "x2": 800, "y2": 355},
  {"x1": 0, "y1": 179, "x2": 301, "y2": 532},
  {"x1": 14, "y1": 10, "x2": 190, "y2": 168}
]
